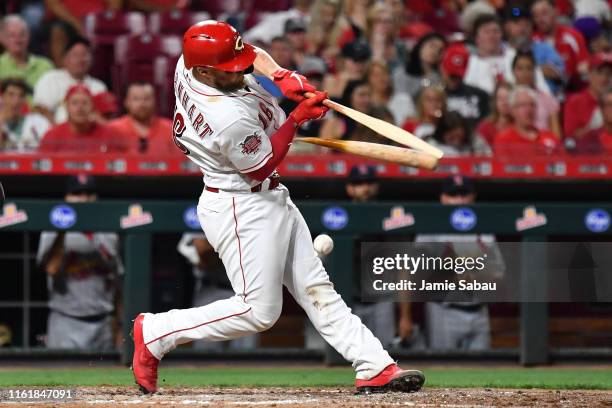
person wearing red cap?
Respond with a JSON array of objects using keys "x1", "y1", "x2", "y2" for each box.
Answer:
[
  {"x1": 441, "y1": 43, "x2": 490, "y2": 129},
  {"x1": 563, "y1": 52, "x2": 612, "y2": 141},
  {"x1": 38, "y1": 84, "x2": 127, "y2": 153},
  {"x1": 131, "y1": 20, "x2": 424, "y2": 396},
  {"x1": 107, "y1": 81, "x2": 175, "y2": 155}
]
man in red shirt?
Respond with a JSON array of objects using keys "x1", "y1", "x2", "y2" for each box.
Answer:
[
  {"x1": 531, "y1": 0, "x2": 590, "y2": 90},
  {"x1": 38, "y1": 84, "x2": 128, "y2": 153},
  {"x1": 563, "y1": 52, "x2": 612, "y2": 140},
  {"x1": 579, "y1": 88, "x2": 612, "y2": 153},
  {"x1": 495, "y1": 85, "x2": 559, "y2": 155},
  {"x1": 107, "y1": 81, "x2": 175, "y2": 155}
]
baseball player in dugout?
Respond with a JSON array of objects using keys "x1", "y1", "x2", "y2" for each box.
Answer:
[{"x1": 132, "y1": 20, "x2": 425, "y2": 394}]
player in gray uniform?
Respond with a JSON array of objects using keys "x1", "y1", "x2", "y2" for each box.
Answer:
[
  {"x1": 415, "y1": 175, "x2": 505, "y2": 350},
  {"x1": 37, "y1": 175, "x2": 122, "y2": 349}
]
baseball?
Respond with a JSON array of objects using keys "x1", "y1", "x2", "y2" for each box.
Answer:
[{"x1": 313, "y1": 234, "x2": 334, "y2": 256}]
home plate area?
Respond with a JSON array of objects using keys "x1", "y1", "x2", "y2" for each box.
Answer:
[{"x1": 22, "y1": 386, "x2": 612, "y2": 407}]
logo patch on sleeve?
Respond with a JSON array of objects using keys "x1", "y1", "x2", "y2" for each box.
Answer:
[{"x1": 240, "y1": 134, "x2": 262, "y2": 155}]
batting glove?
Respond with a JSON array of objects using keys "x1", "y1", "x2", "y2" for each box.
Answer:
[
  {"x1": 273, "y1": 68, "x2": 316, "y2": 102},
  {"x1": 289, "y1": 91, "x2": 329, "y2": 126}
]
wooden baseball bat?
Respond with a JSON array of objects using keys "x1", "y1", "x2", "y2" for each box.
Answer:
[
  {"x1": 304, "y1": 92, "x2": 444, "y2": 159},
  {"x1": 295, "y1": 137, "x2": 439, "y2": 170}
]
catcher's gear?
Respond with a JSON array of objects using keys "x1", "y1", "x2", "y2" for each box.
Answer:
[{"x1": 183, "y1": 20, "x2": 256, "y2": 72}]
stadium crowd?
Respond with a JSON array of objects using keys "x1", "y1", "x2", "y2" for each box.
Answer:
[{"x1": 0, "y1": 0, "x2": 611, "y2": 156}]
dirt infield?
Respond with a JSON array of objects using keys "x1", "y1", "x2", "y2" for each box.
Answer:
[{"x1": 7, "y1": 386, "x2": 612, "y2": 407}]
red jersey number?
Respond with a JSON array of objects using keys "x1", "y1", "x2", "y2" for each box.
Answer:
[{"x1": 172, "y1": 111, "x2": 190, "y2": 155}]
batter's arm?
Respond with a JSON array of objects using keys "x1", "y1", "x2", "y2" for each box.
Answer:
[
  {"x1": 252, "y1": 46, "x2": 282, "y2": 79},
  {"x1": 253, "y1": 47, "x2": 316, "y2": 102}
]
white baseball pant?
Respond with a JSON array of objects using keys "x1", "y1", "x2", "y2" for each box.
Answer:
[{"x1": 142, "y1": 185, "x2": 393, "y2": 380}]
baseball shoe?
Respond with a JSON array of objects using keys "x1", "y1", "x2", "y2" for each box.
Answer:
[
  {"x1": 131, "y1": 313, "x2": 159, "y2": 394},
  {"x1": 355, "y1": 363, "x2": 425, "y2": 394}
]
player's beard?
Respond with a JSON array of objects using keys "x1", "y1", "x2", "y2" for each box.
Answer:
[{"x1": 213, "y1": 74, "x2": 246, "y2": 92}]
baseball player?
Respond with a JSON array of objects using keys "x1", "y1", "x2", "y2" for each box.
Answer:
[{"x1": 132, "y1": 21, "x2": 424, "y2": 394}]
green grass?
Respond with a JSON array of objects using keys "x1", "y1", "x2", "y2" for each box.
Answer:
[{"x1": 0, "y1": 367, "x2": 611, "y2": 390}]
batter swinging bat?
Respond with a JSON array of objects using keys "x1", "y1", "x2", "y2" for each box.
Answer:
[
  {"x1": 304, "y1": 92, "x2": 444, "y2": 159},
  {"x1": 296, "y1": 137, "x2": 439, "y2": 170}
]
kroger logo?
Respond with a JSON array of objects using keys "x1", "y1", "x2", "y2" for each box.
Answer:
[
  {"x1": 183, "y1": 206, "x2": 201, "y2": 230},
  {"x1": 585, "y1": 209, "x2": 610, "y2": 233},
  {"x1": 322, "y1": 207, "x2": 348, "y2": 230},
  {"x1": 450, "y1": 207, "x2": 477, "y2": 231},
  {"x1": 50, "y1": 205, "x2": 77, "y2": 229}
]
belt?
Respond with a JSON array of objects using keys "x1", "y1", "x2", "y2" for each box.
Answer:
[{"x1": 205, "y1": 175, "x2": 280, "y2": 193}]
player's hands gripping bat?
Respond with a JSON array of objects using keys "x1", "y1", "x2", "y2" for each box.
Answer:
[
  {"x1": 289, "y1": 91, "x2": 329, "y2": 125},
  {"x1": 273, "y1": 69, "x2": 316, "y2": 102}
]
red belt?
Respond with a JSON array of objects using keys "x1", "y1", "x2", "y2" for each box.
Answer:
[{"x1": 205, "y1": 176, "x2": 280, "y2": 193}]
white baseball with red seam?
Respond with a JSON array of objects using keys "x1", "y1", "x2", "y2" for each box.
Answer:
[{"x1": 313, "y1": 234, "x2": 334, "y2": 256}]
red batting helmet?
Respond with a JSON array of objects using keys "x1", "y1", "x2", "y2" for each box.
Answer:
[{"x1": 183, "y1": 20, "x2": 256, "y2": 72}]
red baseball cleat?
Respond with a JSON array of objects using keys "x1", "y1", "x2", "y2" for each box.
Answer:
[
  {"x1": 131, "y1": 313, "x2": 159, "y2": 394},
  {"x1": 355, "y1": 363, "x2": 425, "y2": 393}
]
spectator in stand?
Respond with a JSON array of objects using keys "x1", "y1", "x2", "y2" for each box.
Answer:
[
  {"x1": 269, "y1": 36, "x2": 297, "y2": 72},
  {"x1": 33, "y1": 37, "x2": 107, "y2": 124},
  {"x1": 367, "y1": 61, "x2": 415, "y2": 125},
  {"x1": 494, "y1": 85, "x2": 560, "y2": 155},
  {"x1": 365, "y1": 2, "x2": 407, "y2": 69},
  {"x1": 38, "y1": 84, "x2": 127, "y2": 153},
  {"x1": 323, "y1": 41, "x2": 371, "y2": 98},
  {"x1": 350, "y1": 105, "x2": 395, "y2": 144},
  {"x1": 307, "y1": 0, "x2": 346, "y2": 60},
  {"x1": 464, "y1": 14, "x2": 551, "y2": 95},
  {"x1": 46, "y1": 0, "x2": 121, "y2": 67},
  {"x1": 284, "y1": 18, "x2": 308, "y2": 68},
  {"x1": 569, "y1": 87, "x2": 612, "y2": 153},
  {"x1": 0, "y1": 78, "x2": 51, "y2": 152},
  {"x1": 531, "y1": 0, "x2": 591, "y2": 91},
  {"x1": 585, "y1": 87, "x2": 612, "y2": 153},
  {"x1": 37, "y1": 174, "x2": 122, "y2": 350},
  {"x1": 441, "y1": 43, "x2": 490, "y2": 130},
  {"x1": 573, "y1": 16, "x2": 610, "y2": 54},
  {"x1": 0, "y1": 15, "x2": 53, "y2": 90},
  {"x1": 426, "y1": 111, "x2": 491, "y2": 156},
  {"x1": 244, "y1": 0, "x2": 311, "y2": 45},
  {"x1": 92, "y1": 91, "x2": 120, "y2": 124},
  {"x1": 512, "y1": 51, "x2": 561, "y2": 137},
  {"x1": 402, "y1": 85, "x2": 446, "y2": 139},
  {"x1": 502, "y1": 3, "x2": 565, "y2": 95},
  {"x1": 393, "y1": 32, "x2": 445, "y2": 98},
  {"x1": 108, "y1": 81, "x2": 174, "y2": 155},
  {"x1": 563, "y1": 52, "x2": 612, "y2": 141},
  {"x1": 476, "y1": 82, "x2": 514, "y2": 146},
  {"x1": 320, "y1": 79, "x2": 372, "y2": 140},
  {"x1": 336, "y1": 0, "x2": 376, "y2": 47}
]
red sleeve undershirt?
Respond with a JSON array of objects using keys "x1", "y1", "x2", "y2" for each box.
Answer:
[{"x1": 246, "y1": 117, "x2": 298, "y2": 182}]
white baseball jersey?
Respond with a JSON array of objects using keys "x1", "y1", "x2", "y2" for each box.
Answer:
[{"x1": 172, "y1": 56, "x2": 286, "y2": 191}]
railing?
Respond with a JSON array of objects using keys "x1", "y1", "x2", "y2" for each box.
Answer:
[{"x1": 0, "y1": 153, "x2": 611, "y2": 179}]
